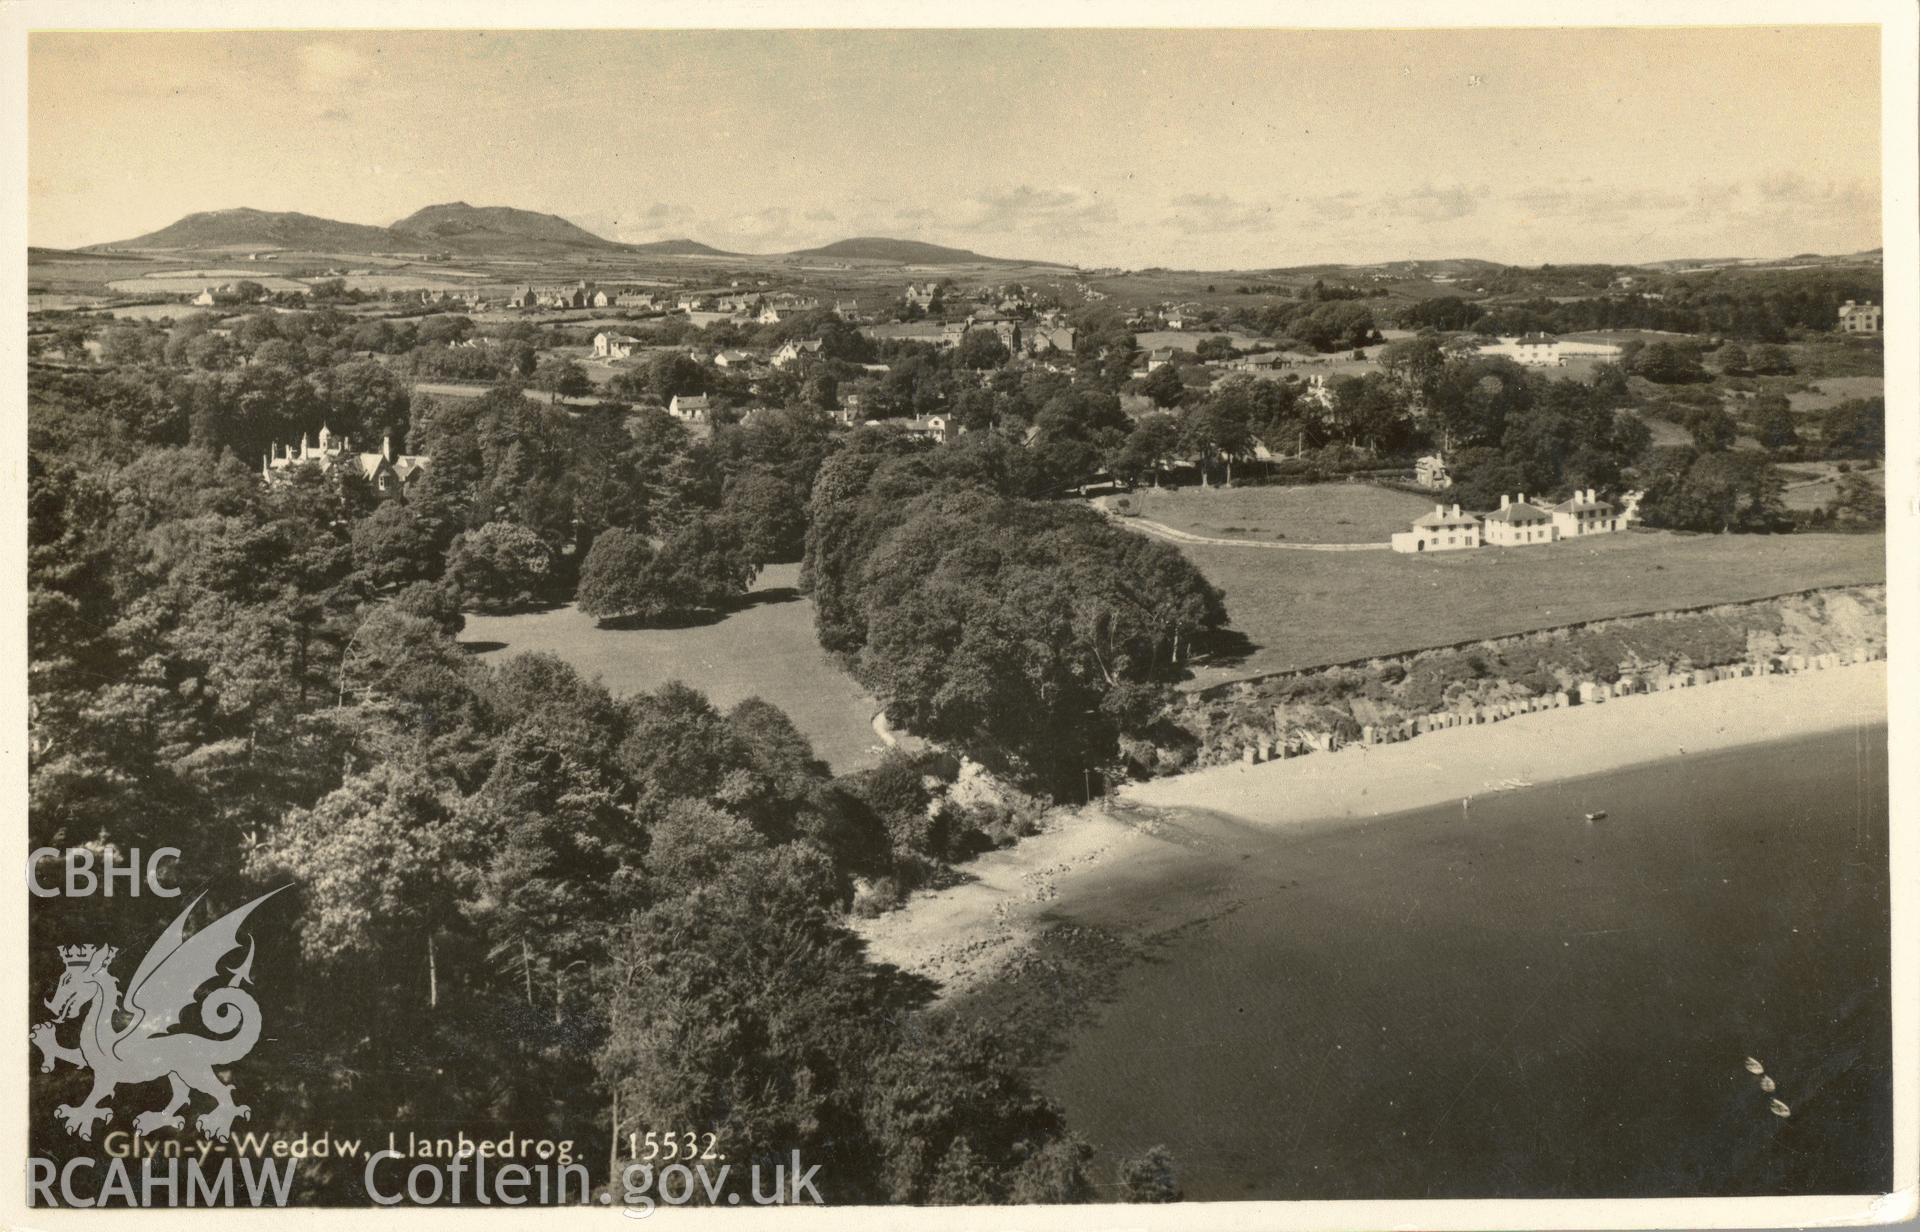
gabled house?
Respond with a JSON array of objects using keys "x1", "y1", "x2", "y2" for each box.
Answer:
[
  {"x1": 668, "y1": 394, "x2": 711, "y2": 423},
  {"x1": 1837, "y1": 300, "x2": 1882, "y2": 333},
  {"x1": 772, "y1": 339, "x2": 825, "y2": 368},
  {"x1": 1390, "y1": 504, "x2": 1481, "y2": 553},
  {"x1": 1547, "y1": 488, "x2": 1620, "y2": 538},
  {"x1": 1480, "y1": 494, "x2": 1555, "y2": 546},
  {"x1": 262, "y1": 427, "x2": 430, "y2": 497},
  {"x1": 593, "y1": 332, "x2": 643, "y2": 360}
]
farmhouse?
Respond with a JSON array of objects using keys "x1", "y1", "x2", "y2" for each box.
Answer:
[
  {"x1": 668, "y1": 394, "x2": 711, "y2": 423},
  {"x1": 712, "y1": 349, "x2": 755, "y2": 368},
  {"x1": 1837, "y1": 300, "x2": 1882, "y2": 333},
  {"x1": 1390, "y1": 504, "x2": 1481, "y2": 553},
  {"x1": 261, "y1": 427, "x2": 430, "y2": 496},
  {"x1": 1547, "y1": 488, "x2": 1620, "y2": 538},
  {"x1": 905, "y1": 282, "x2": 940, "y2": 309},
  {"x1": 1480, "y1": 494, "x2": 1556, "y2": 546},
  {"x1": 1146, "y1": 347, "x2": 1176, "y2": 372}
]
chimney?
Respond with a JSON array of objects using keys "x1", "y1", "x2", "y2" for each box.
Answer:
[
  {"x1": 1500, "y1": 494, "x2": 1511, "y2": 509},
  {"x1": 1519, "y1": 493, "x2": 1527, "y2": 506},
  {"x1": 1451, "y1": 504, "x2": 1461, "y2": 518},
  {"x1": 1586, "y1": 487, "x2": 1597, "y2": 503},
  {"x1": 382, "y1": 434, "x2": 393, "y2": 462},
  {"x1": 1435, "y1": 504, "x2": 1445, "y2": 517}
]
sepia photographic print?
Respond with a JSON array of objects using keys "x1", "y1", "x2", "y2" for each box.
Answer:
[{"x1": 6, "y1": 3, "x2": 1915, "y2": 1227}]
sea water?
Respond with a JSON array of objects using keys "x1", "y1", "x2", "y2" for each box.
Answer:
[{"x1": 1043, "y1": 724, "x2": 1891, "y2": 1199}]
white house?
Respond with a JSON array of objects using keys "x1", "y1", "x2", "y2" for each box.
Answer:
[
  {"x1": 713, "y1": 349, "x2": 755, "y2": 368},
  {"x1": 1390, "y1": 504, "x2": 1481, "y2": 553},
  {"x1": 592, "y1": 332, "x2": 642, "y2": 360},
  {"x1": 668, "y1": 394, "x2": 711, "y2": 423},
  {"x1": 1547, "y1": 488, "x2": 1620, "y2": 538},
  {"x1": 1837, "y1": 300, "x2": 1882, "y2": 333},
  {"x1": 773, "y1": 339, "x2": 825, "y2": 368},
  {"x1": 1480, "y1": 494, "x2": 1556, "y2": 546},
  {"x1": 1145, "y1": 347, "x2": 1176, "y2": 373},
  {"x1": 1476, "y1": 334, "x2": 1624, "y2": 367},
  {"x1": 192, "y1": 288, "x2": 217, "y2": 307}
]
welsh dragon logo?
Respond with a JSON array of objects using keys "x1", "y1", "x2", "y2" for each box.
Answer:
[{"x1": 32, "y1": 888, "x2": 285, "y2": 1142}]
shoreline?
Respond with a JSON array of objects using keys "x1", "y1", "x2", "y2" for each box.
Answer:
[{"x1": 854, "y1": 662, "x2": 1887, "y2": 998}]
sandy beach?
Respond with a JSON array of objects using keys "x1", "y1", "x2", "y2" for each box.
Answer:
[{"x1": 855, "y1": 662, "x2": 1887, "y2": 997}]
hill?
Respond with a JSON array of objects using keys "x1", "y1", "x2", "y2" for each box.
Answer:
[
  {"x1": 388, "y1": 202, "x2": 620, "y2": 253},
  {"x1": 97, "y1": 208, "x2": 397, "y2": 253},
  {"x1": 783, "y1": 236, "x2": 1062, "y2": 266},
  {"x1": 626, "y1": 238, "x2": 736, "y2": 257}
]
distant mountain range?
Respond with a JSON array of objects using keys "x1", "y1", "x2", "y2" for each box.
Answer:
[{"x1": 87, "y1": 203, "x2": 1050, "y2": 265}]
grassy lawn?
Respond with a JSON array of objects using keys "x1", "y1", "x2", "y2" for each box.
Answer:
[
  {"x1": 459, "y1": 563, "x2": 886, "y2": 773},
  {"x1": 1786, "y1": 375, "x2": 1884, "y2": 413},
  {"x1": 1781, "y1": 464, "x2": 1884, "y2": 511},
  {"x1": 1123, "y1": 483, "x2": 1435, "y2": 544},
  {"x1": 1180, "y1": 529, "x2": 1886, "y2": 686}
]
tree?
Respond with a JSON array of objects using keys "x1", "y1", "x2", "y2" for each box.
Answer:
[
  {"x1": 1751, "y1": 396, "x2": 1799, "y2": 449},
  {"x1": 642, "y1": 515, "x2": 757, "y2": 618},
  {"x1": 533, "y1": 355, "x2": 590, "y2": 404},
  {"x1": 1683, "y1": 404, "x2": 1739, "y2": 452},
  {"x1": 1715, "y1": 343, "x2": 1750, "y2": 375},
  {"x1": 1628, "y1": 341, "x2": 1708, "y2": 384},
  {"x1": 1827, "y1": 470, "x2": 1883, "y2": 528},
  {"x1": 1747, "y1": 343, "x2": 1794, "y2": 375},
  {"x1": 446, "y1": 522, "x2": 554, "y2": 612},
  {"x1": 720, "y1": 470, "x2": 809, "y2": 566},
  {"x1": 574, "y1": 527, "x2": 658, "y2": 622},
  {"x1": 1109, "y1": 413, "x2": 1182, "y2": 488},
  {"x1": 955, "y1": 329, "x2": 1010, "y2": 370},
  {"x1": 1141, "y1": 362, "x2": 1185, "y2": 409}
]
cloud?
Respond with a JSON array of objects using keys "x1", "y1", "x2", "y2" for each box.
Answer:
[
  {"x1": 803, "y1": 208, "x2": 838, "y2": 222},
  {"x1": 938, "y1": 185, "x2": 1117, "y2": 237},
  {"x1": 1382, "y1": 183, "x2": 1488, "y2": 224},
  {"x1": 1164, "y1": 192, "x2": 1279, "y2": 234}
]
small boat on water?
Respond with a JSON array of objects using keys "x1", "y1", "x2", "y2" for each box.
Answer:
[
  {"x1": 1584, "y1": 810, "x2": 1608, "y2": 821},
  {"x1": 1760, "y1": 1075, "x2": 1777, "y2": 1093},
  {"x1": 1769, "y1": 1098, "x2": 1791, "y2": 1118},
  {"x1": 1744, "y1": 1057, "x2": 1766, "y2": 1075}
]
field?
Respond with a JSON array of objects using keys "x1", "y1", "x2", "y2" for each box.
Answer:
[
  {"x1": 1121, "y1": 483, "x2": 1433, "y2": 544},
  {"x1": 1786, "y1": 375, "x2": 1884, "y2": 413},
  {"x1": 457, "y1": 563, "x2": 885, "y2": 772},
  {"x1": 1780, "y1": 463, "x2": 1885, "y2": 512},
  {"x1": 107, "y1": 275, "x2": 310, "y2": 294},
  {"x1": 1133, "y1": 329, "x2": 1270, "y2": 353},
  {"x1": 1175, "y1": 529, "x2": 1886, "y2": 686}
]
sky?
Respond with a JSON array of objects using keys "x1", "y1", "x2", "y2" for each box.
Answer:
[{"x1": 28, "y1": 26, "x2": 1883, "y2": 268}]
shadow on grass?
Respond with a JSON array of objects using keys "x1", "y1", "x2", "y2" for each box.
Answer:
[
  {"x1": 459, "y1": 640, "x2": 509, "y2": 655},
  {"x1": 1192, "y1": 628, "x2": 1258, "y2": 672},
  {"x1": 591, "y1": 587, "x2": 804, "y2": 631}
]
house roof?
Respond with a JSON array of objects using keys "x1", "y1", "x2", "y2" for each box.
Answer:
[
  {"x1": 1481, "y1": 501, "x2": 1551, "y2": 523},
  {"x1": 1549, "y1": 495, "x2": 1613, "y2": 513},
  {"x1": 1412, "y1": 512, "x2": 1479, "y2": 529}
]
